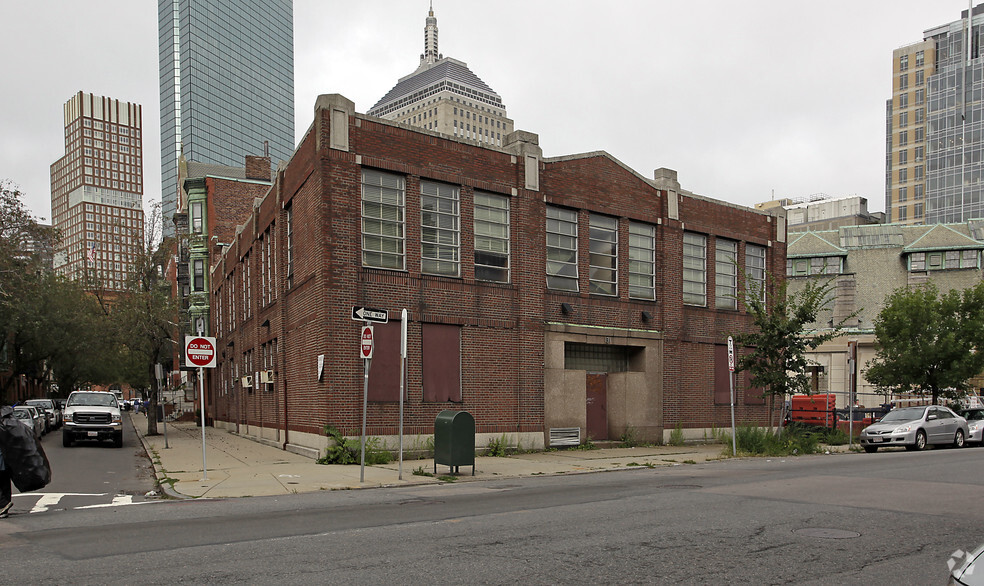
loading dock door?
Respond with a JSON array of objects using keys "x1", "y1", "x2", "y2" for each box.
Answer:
[{"x1": 586, "y1": 372, "x2": 608, "y2": 441}]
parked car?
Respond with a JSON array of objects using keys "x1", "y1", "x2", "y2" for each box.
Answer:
[
  {"x1": 13, "y1": 405, "x2": 44, "y2": 439},
  {"x1": 958, "y1": 408, "x2": 984, "y2": 446},
  {"x1": 24, "y1": 399, "x2": 60, "y2": 432},
  {"x1": 12, "y1": 407, "x2": 42, "y2": 439},
  {"x1": 859, "y1": 405, "x2": 968, "y2": 452}
]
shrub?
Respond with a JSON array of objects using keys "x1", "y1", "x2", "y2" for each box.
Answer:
[
  {"x1": 486, "y1": 434, "x2": 508, "y2": 457},
  {"x1": 668, "y1": 422, "x2": 685, "y2": 446},
  {"x1": 721, "y1": 423, "x2": 825, "y2": 457},
  {"x1": 318, "y1": 425, "x2": 392, "y2": 465}
]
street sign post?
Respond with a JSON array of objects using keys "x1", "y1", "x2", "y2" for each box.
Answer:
[
  {"x1": 351, "y1": 306, "x2": 389, "y2": 323},
  {"x1": 398, "y1": 309, "x2": 408, "y2": 480},
  {"x1": 185, "y1": 335, "x2": 216, "y2": 480},
  {"x1": 359, "y1": 324, "x2": 374, "y2": 482},
  {"x1": 727, "y1": 336, "x2": 737, "y2": 457}
]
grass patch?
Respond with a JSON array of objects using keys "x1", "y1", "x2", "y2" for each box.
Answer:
[
  {"x1": 718, "y1": 423, "x2": 826, "y2": 457},
  {"x1": 412, "y1": 466, "x2": 434, "y2": 477},
  {"x1": 437, "y1": 475, "x2": 457, "y2": 483}
]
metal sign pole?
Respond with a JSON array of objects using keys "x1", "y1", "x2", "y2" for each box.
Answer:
[
  {"x1": 199, "y1": 366, "x2": 207, "y2": 481},
  {"x1": 727, "y1": 336, "x2": 737, "y2": 456},
  {"x1": 360, "y1": 356, "x2": 370, "y2": 483},
  {"x1": 398, "y1": 309, "x2": 407, "y2": 480}
]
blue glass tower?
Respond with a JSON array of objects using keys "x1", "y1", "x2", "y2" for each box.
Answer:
[{"x1": 158, "y1": 0, "x2": 294, "y2": 236}]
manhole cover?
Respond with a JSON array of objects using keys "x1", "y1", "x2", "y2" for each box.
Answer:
[{"x1": 794, "y1": 528, "x2": 861, "y2": 539}]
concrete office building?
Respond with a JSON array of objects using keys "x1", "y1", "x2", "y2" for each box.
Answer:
[
  {"x1": 888, "y1": 3, "x2": 984, "y2": 224},
  {"x1": 158, "y1": 0, "x2": 294, "y2": 237},
  {"x1": 755, "y1": 195, "x2": 884, "y2": 231},
  {"x1": 368, "y1": 6, "x2": 514, "y2": 147},
  {"x1": 49, "y1": 91, "x2": 145, "y2": 292}
]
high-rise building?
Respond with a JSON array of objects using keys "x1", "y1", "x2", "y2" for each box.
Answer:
[
  {"x1": 887, "y1": 4, "x2": 984, "y2": 224},
  {"x1": 158, "y1": 0, "x2": 294, "y2": 237},
  {"x1": 368, "y1": 5, "x2": 513, "y2": 146},
  {"x1": 50, "y1": 92, "x2": 145, "y2": 292}
]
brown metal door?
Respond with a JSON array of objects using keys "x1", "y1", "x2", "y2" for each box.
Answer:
[{"x1": 586, "y1": 373, "x2": 608, "y2": 441}]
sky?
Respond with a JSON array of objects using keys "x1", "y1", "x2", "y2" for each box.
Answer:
[{"x1": 0, "y1": 1, "x2": 974, "y2": 224}]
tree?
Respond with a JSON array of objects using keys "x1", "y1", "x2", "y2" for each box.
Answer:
[
  {"x1": 865, "y1": 282, "x2": 984, "y2": 405},
  {"x1": 733, "y1": 276, "x2": 854, "y2": 416}
]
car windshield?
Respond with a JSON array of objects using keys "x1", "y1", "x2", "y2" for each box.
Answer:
[
  {"x1": 26, "y1": 400, "x2": 52, "y2": 409},
  {"x1": 879, "y1": 407, "x2": 927, "y2": 423},
  {"x1": 12, "y1": 409, "x2": 30, "y2": 420},
  {"x1": 67, "y1": 393, "x2": 117, "y2": 407},
  {"x1": 960, "y1": 410, "x2": 984, "y2": 421}
]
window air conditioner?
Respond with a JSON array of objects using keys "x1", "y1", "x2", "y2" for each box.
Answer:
[
  {"x1": 259, "y1": 370, "x2": 274, "y2": 384},
  {"x1": 241, "y1": 375, "x2": 253, "y2": 388}
]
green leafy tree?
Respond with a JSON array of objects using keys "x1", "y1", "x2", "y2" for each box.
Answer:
[
  {"x1": 733, "y1": 276, "x2": 854, "y2": 413},
  {"x1": 865, "y1": 282, "x2": 984, "y2": 405}
]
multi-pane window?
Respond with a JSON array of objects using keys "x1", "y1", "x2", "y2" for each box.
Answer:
[
  {"x1": 746, "y1": 244, "x2": 766, "y2": 301},
  {"x1": 682, "y1": 232, "x2": 706, "y2": 306},
  {"x1": 191, "y1": 201, "x2": 203, "y2": 233},
  {"x1": 192, "y1": 258, "x2": 204, "y2": 292},
  {"x1": 474, "y1": 191, "x2": 510, "y2": 282},
  {"x1": 242, "y1": 252, "x2": 251, "y2": 320},
  {"x1": 362, "y1": 169, "x2": 405, "y2": 270},
  {"x1": 715, "y1": 239, "x2": 737, "y2": 310},
  {"x1": 628, "y1": 222, "x2": 656, "y2": 300},
  {"x1": 286, "y1": 204, "x2": 293, "y2": 288},
  {"x1": 546, "y1": 206, "x2": 578, "y2": 291},
  {"x1": 589, "y1": 214, "x2": 617, "y2": 295},
  {"x1": 910, "y1": 250, "x2": 979, "y2": 271},
  {"x1": 420, "y1": 181, "x2": 460, "y2": 276}
]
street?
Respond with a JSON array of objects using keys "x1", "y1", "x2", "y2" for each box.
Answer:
[{"x1": 1, "y1": 437, "x2": 982, "y2": 584}]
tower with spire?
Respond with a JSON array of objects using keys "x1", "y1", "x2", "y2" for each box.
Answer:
[{"x1": 368, "y1": 4, "x2": 513, "y2": 147}]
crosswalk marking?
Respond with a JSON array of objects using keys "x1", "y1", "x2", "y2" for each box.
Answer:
[{"x1": 13, "y1": 492, "x2": 153, "y2": 513}]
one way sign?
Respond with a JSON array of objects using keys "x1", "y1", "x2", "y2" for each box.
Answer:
[{"x1": 351, "y1": 306, "x2": 389, "y2": 323}]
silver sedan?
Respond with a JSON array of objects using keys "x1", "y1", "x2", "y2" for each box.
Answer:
[{"x1": 859, "y1": 405, "x2": 968, "y2": 453}]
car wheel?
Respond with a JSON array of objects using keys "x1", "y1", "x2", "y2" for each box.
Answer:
[
  {"x1": 62, "y1": 432, "x2": 72, "y2": 447},
  {"x1": 913, "y1": 429, "x2": 927, "y2": 451},
  {"x1": 863, "y1": 445, "x2": 878, "y2": 453},
  {"x1": 113, "y1": 432, "x2": 123, "y2": 448},
  {"x1": 954, "y1": 429, "x2": 966, "y2": 448}
]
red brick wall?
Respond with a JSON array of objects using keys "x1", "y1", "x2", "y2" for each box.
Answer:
[{"x1": 209, "y1": 103, "x2": 785, "y2": 443}]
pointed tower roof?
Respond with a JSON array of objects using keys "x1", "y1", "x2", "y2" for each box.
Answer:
[{"x1": 368, "y1": 6, "x2": 506, "y2": 117}]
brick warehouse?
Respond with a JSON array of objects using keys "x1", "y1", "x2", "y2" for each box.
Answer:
[{"x1": 206, "y1": 94, "x2": 787, "y2": 457}]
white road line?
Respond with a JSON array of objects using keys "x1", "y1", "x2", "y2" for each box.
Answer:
[{"x1": 16, "y1": 492, "x2": 106, "y2": 513}]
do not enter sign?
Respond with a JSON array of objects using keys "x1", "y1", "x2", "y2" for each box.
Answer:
[
  {"x1": 185, "y1": 336, "x2": 217, "y2": 368},
  {"x1": 360, "y1": 325, "x2": 373, "y2": 360}
]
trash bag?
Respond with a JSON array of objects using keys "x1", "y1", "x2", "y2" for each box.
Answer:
[{"x1": 0, "y1": 406, "x2": 52, "y2": 492}]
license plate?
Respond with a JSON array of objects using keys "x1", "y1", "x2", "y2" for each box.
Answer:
[
  {"x1": 87, "y1": 431, "x2": 98, "y2": 437},
  {"x1": 878, "y1": 437, "x2": 889, "y2": 442}
]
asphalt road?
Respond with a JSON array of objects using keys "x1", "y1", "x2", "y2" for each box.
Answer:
[{"x1": 1, "y1": 442, "x2": 981, "y2": 584}]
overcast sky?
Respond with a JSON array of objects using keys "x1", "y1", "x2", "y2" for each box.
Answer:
[{"x1": 0, "y1": 1, "x2": 972, "y2": 223}]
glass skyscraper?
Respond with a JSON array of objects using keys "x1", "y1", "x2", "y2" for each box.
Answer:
[
  {"x1": 888, "y1": 4, "x2": 984, "y2": 224},
  {"x1": 158, "y1": 0, "x2": 294, "y2": 236}
]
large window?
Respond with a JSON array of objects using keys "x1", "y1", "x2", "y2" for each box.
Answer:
[
  {"x1": 420, "y1": 181, "x2": 460, "y2": 276},
  {"x1": 746, "y1": 244, "x2": 767, "y2": 301},
  {"x1": 682, "y1": 232, "x2": 706, "y2": 306},
  {"x1": 628, "y1": 222, "x2": 656, "y2": 300},
  {"x1": 589, "y1": 214, "x2": 617, "y2": 295},
  {"x1": 474, "y1": 191, "x2": 510, "y2": 282},
  {"x1": 286, "y1": 204, "x2": 293, "y2": 288},
  {"x1": 362, "y1": 169, "x2": 405, "y2": 270},
  {"x1": 546, "y1": 206, "x2": 578, "y2": 291},
  {"x1": 192, "y1": 258, "x2": 204, "y2": 292},
  {"x1": 715, "y1": 239, "x2": 737, "y2": 310}
]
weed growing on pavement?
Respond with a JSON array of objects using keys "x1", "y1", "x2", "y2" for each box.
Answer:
[
  {"x1": 682, "y1": 459, "x2": 697, "y2": 465},
  {"x1": 570, "y1": 437, "x2": 598, "y2": 451},
  {"x1": 668, "y1": 422, "x2": 686, "y2": 446},
  {"x1": 719, "y1": 423, "x2": 825, "y2": 457},
  {"x1": 620, "y1": 426, "x2": 640, "y2": 448},
  {"x1": 318, "y1": 425, "x2": 392, "y2": 465},
  {"x1": 412, "y1": 466, "x2": 434, "y2": 477},
  {"x1": 438, "y1": 475, "x2": 457, "y2": 482},
  {"x1": 486, "y1": 434, "x2": 508, "y2": 457}
]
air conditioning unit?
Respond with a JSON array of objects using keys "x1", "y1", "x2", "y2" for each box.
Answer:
[
  {"x1": 259, "y1": 370, "x2": 275, "y2": 384},
  {"x1": 241, "y1": 375, "x2": 253, "y2": 388}
]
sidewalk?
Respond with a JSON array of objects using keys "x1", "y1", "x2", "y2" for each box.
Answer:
[{"x1": 129, "y1": 413, "x2": 729, "y2": 499}]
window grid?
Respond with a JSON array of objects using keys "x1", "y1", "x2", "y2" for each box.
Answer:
[
  {"x1": 682, "y1": 232, "x2": 707, "y2": 306},
  {"x1": 361, "y1": 169, "x2": 406, "y2": 270},
  {"x1": 628, "y1": 222, "x2": 656, "y2": 300},
  {"x1": 420, "y1": 181, "x2": 460, "y2": 276},
  {"x1": 746, "y1": 244, "x2": 767, "y2": 301},
  {"x1": 474, "y1": 191, "x2": 510, "y2": 282},
  {"x1": 715, "y1": 239, "x2": 737, "y2": 310},
  {"x1": 589, "y1": 214, "x2": 618, "y2": 296},
  {"x1": 546, "y1": 206, "x2": 578, "y2": 291}
]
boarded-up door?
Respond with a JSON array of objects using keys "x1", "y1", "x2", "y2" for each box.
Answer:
[{"x1": 586, "y1": 372, "x2": 608, "y2": 441}]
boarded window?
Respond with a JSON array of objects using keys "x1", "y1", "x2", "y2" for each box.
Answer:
[
  {"x1": 367, "y1": 321, "x2": 402, "y2": 402},
  {"x1": 714, "y1": 344, "x2": 730, "y2": 405},
  {"x1": 422, "y1": 323, "x2": 461, "y2": 402}
]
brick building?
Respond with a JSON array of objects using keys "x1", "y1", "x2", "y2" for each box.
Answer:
[{"x1": 207, "y1": 94, "x2": 787, "y2": 457}]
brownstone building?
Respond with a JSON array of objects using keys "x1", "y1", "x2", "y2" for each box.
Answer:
[{"x1": 208, "y1": 94, "x2": 787, "y2": 457}]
